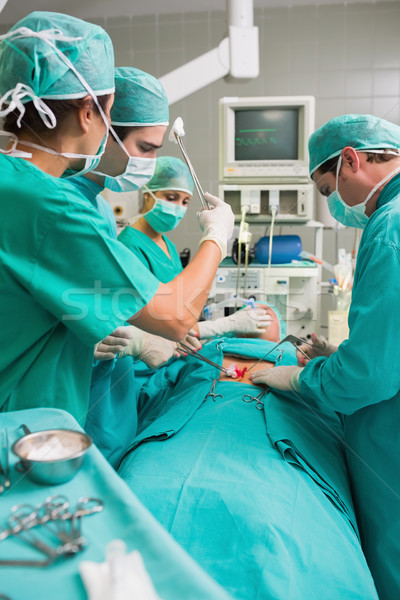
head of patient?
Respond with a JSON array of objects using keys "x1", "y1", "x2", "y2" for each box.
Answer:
[
  {"x1": 220, "y1": 303, "x2": 281, "y2": 385},
  {"x1": 235, "y1": 303, "x2": 281, "y2": 343}
]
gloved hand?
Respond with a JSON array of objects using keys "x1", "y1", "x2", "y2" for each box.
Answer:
[
  {"x1": 175, "y1": 329, "x2": 202, "y2": 356},
  {"x1": 198, "y1": 308, "x2": 272, "y2": 339},
  {"x1": 297, "y1": 333, "x2": 337, "y2": 366},
  {"x1": 198, "y1": 192, "x2": 235, "y2": 260},
  {"x1": 94, "y1": 325, "x2": 178, "y2": 369},
  {"x1": 249, "y1": 365, "x2": 303, "y2": 392}
]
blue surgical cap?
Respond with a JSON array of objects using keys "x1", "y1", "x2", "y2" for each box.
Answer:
[
  {"x1": 309, "y1": 114, "x2": 400, "y2": 175},
  {"x1": 111, "y1": 66, "x2": 169, "y2": 127},
  {"x1": 146, "y1": 156, "x2": 194, "y2": 195},
  {"x1": 0, "y1": 12, "x2": 115, "y2": 102}
]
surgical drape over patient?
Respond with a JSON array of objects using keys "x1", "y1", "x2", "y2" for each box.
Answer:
[
  {"x1": 309, "y1": 114, "x2": 400, "y2": 175},
  {"x1": 146, "y1": 156, "x2": 194, "y2": 195},
  {"x1": 0, "y1": 12, "x2": 115, "y2": 102},
  {"x1": 111, "y1": 66, "x2": 169, "y2": 126}
]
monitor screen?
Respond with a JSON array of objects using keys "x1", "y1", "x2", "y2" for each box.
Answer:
[{"x1": 234, "y1": 108, "x2": 299, "y2": 161}]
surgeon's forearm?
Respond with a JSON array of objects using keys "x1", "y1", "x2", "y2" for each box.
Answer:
[{"x1": 129, "y1": 240, "x2": 221, "y2": 340}]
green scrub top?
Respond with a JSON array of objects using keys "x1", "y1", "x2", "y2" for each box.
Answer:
[
  {"x1": 299, "y1": 173, "x2": 400, "y2": 600},
  {"x1": 118, "y1": 226, "x2": 183, "y2": 283},
  {"x1": 0, "y1": 155, "x2": 159, "y2": 425},
  {"x1": 67, "y1": 176, "x2": 117, "y2": 238}
]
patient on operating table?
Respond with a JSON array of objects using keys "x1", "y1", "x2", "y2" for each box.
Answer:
[{"x1": 118, "y1": 304, "x2": 377, "y2": 600}]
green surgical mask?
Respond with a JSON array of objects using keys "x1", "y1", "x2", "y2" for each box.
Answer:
[{"x1": 143, "y1": 191, "x2": 187, "y2": 233}]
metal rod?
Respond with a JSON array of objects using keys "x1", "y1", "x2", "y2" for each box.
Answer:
[
  {"x1": 246, "y1": 335, "x2": 314, "y2": 373},
  {"x1": 3, "y1": 429, "x2": 9, "y2": 488},
  {"x1": 177, "y1": 343, "x2": 232, "y2": 375},
  {"x1": 175, "y1": 135, "x2": 211, "y2": 209}
]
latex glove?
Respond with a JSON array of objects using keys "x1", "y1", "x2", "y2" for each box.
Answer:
[
  {"x1": 198, "y1": 192, "x2": 235, "y2": 260},
  {"x1": 249, "y1": 365, "x2": 303, "y2": 392},
  {"x1": 198, "y1": 308, "x2": 272, "y2": 339},
  {"x1": 297, "y1": 333, "x2": 337, "y2": 366},
  {"x1": 95, "y1": 325, "x2": 177, "y2": 369},
  {"x1": 175, "y1": 329, "x2": 202, "y2": 356},
  {"x1": 94, "y1": 326, "x2": 144, "y2": 361}
]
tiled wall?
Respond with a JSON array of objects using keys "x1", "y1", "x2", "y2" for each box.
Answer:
[
  {"x1": 94, "y1": 2, "x2": 400, "y2": 264},
  {"x1": 2, "y1": 2, "x2": 399, "y2": 266}
]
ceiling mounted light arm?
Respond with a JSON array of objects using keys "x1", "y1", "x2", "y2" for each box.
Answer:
[{"x1": 160, "y1": 0, "x2": 259, "y2": 105}]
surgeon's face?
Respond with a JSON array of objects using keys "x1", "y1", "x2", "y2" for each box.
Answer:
[
  {"x1": 122, "y1": 125, "x2": 167, "y2": 159},
  {"x1": 96, "y1": 124, "x2": 167, "y2": 177}
]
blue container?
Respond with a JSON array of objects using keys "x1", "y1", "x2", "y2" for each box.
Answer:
[{"x1": 254, "y1": 234, "x2": 302, "y2": 264}]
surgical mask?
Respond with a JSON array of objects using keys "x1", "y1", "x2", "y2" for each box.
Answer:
[
  {"x1": 22, "y1": 129, "x2": 109, "y2": 179},
  {"x1": 0, "y1": 27, "x2": 112, "y2": 176},
  {"x1": 94, "y1": 132, "x2": 156, "y2": 192},
  {"x1": 327, "y1": 151, "x2": 400, "y2": 229},
  {"x1": 143, "y1": 190, "x2": 187, "y2": 232}
]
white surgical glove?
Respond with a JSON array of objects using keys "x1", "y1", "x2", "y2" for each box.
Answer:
[
  {"x1": 197, "y1": 308, "x2": 271, "y2": 339},
  {"x1": 175, "y1": 329, "x2": 202, "y2": 356},
  {"x1": 198, "y1": 192, "x2": 235, "y2": 260},
  {"x1": 249, "y1": 365, "x2": 303, "y2": 392},
  {"x1": 297, "y1": 333, "x2": 337, "y2": 366},
  {"x1": 94, "y1": 325, "x2": 178, "y2": 369}
]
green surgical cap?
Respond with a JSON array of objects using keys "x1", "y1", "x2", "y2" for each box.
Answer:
[
  {"x1": 111, "y1": 66, "x2": 169, "y2": 126},
  {"x1": 146, "y1": 156, "x2": 194, "y2": 195},
  {"x1": 309, "y1": 114, "x2": 400, "y2": 175},
  {"x1": 0, "y1": 11, "x2": 114, "y2": 101}
]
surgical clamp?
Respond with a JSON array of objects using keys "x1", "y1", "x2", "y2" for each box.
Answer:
[
  {"x1": 205, "y1": 379, "x2": 223, "y2": 402},
  {"x1": 242, "y1": 388, "x2": 267, "y2": 410}
]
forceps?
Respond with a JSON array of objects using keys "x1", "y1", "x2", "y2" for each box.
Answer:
[
  {"x1": 205, "y1": 379, "x2": 223, "y2": 402},
  {"x1": 177, "y1": 343, "x2": 233, "y2": 376},
  {"x1": 246, "y1": 335, "x2": 314, "y2": 373},
  {"x1": 170, "y1": 118, "x2": 211, "y2": 210},
  {"x1": 242, "y1": 389, "x2": 267, "y2": 410}
]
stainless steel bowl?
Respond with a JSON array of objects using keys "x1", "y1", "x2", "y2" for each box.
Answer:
[{"x1": 12, "y1": 429, "x2": 92, "y2": 485}]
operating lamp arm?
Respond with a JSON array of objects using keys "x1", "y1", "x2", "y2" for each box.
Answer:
[{"x1": 159, "y1": 0, "x2": 259, "y2": 105}]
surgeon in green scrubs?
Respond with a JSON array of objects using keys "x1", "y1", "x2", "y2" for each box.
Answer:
[
  {"x1": 118, "y1": 156, "x2": 193, "y2": 282},
  {"x1": 70, "y1": 72, "x2": 188, "y2": 466},
  {"x1": 0, "y1": 12, "x2": 234, "y2": 425},
  {"x1": 249, "y1": 114, "x2": 400, "y2": 600}
]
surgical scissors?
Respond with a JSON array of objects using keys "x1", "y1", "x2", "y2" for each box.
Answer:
[
  {"x1": 242, "y1": 388, "x2": 267, "y2": 410},
  {"x1": 205, "y1": 379, "x2": 223, "y2": 402}
]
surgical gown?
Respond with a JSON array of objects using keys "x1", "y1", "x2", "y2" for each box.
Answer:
[
  {"x1": 118, "y1": 226, "x2": 183, "y2": 283},
  {"x1": 0, "y1": 156, "x2": 159, "y2": 425},
  {"x1": 67, "y1": 176, "x2": 140, "y2": 466},
  {"x1": 118, "y1": 338, "x2": 378, "y2": 600},
  {"x1": 299, "y1": 173, "x2": 400, "y2": 600}
]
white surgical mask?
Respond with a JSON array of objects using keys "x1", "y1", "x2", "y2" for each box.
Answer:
[
  {"x1": 327, "y1": 150, "x2": 400, "y2": 229},
  {"x1": 143, "y1": 189, "x2": 187, "y2": 233},
  {"x1": 95, "y1": 135, "x2": 156, "y2": 192},
  {"x1": 22, "y1": 130, "x2": 109, "y2": 178}
]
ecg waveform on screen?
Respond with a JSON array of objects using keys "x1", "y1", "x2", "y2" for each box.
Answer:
[{"x1": 236, "y1": 128, "x2": 277, "y2": 147}]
